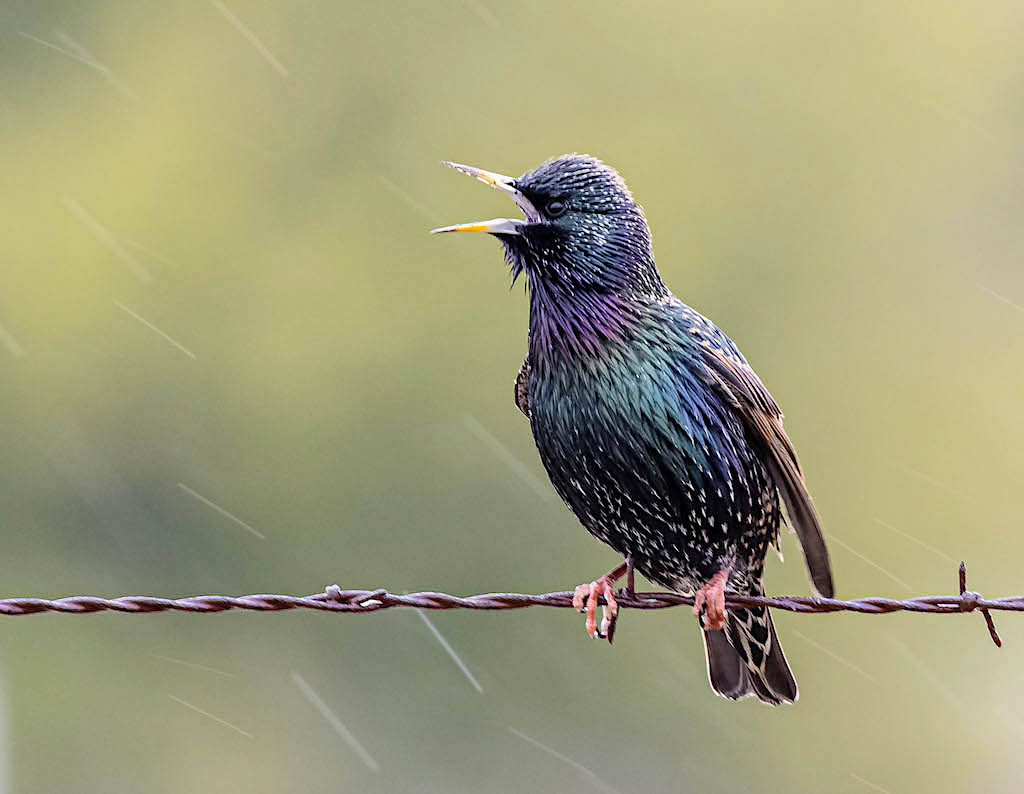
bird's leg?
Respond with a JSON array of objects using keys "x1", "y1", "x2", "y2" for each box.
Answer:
[
  {"x1": 623, "y1": 554, "x2": 635, "y2": 596},
  {"x1": 693, "y1": 567, "x2": 731, "y2": 631},
  {"x1": 572, "y1": 561, "x2": 628, "y2": 642}
]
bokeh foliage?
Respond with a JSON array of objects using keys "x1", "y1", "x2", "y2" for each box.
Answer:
[{"x1": 2, "y1": 2, "x2": 1024, "y2": 791}]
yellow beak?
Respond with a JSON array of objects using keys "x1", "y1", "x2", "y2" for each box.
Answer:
[{"x1": 430, "y1": 161, "x2": 541, "y2": 235}]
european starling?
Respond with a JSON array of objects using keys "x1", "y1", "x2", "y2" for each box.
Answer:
[{"x1": 432, "y1": 155, "x2": 834, "y2": 705}]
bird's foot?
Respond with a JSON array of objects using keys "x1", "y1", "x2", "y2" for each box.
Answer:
[
  {"x1": 693, "y1": 567, "x2": 731, "y2": 631},
  {"x1": 572, "y1": 560, "x2": 629, "y2": 642}
]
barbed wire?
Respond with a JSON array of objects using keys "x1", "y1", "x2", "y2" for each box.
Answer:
[{"x1": 0, "y1": 563, "x2": 1006, "y2": 646}]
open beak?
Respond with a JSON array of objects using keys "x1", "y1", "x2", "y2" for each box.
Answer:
[{"x1": 430, "y1": 161, "x2": 541, "y2": 235}]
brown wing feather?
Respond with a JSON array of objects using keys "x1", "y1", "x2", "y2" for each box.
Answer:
[
  {"x1": 514, "y1": 358, "x2": 530, "y2": 419},
  {"x1": 699, "y1": 346, "x2": 834, "y2": 598}
]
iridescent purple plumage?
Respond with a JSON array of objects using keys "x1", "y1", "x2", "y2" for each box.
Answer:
[{"x1": 436, "y1": 154, "x2": 834, "y2": 705}]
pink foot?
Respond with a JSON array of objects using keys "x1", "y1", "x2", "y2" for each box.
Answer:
[
  {"x1": 572, "y1": 561, "x2": 628, "y2": 642},
  {"x1": 693, "y1": 568, "x2": 731, "y2": 631}
]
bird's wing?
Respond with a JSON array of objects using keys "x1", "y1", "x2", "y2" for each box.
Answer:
[
  {"x1": 698, "y1": 346, "x2": 834, "y2": 598},
  {"x1": 514, "y1": 357, "x2": 530, "y2": 419}
]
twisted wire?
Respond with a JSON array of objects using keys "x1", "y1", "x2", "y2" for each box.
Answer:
[{"x1": 0, "y1": 563, "x2": 1005, "y2": 645}]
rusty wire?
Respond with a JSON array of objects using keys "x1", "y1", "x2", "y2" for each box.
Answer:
[{"x1": 0, "y1": 563, "x2": 1006, "y2": 647}]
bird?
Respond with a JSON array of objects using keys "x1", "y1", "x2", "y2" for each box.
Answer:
[{"x1": 431, "y1": 154, "x2": 834, "y2": 705}]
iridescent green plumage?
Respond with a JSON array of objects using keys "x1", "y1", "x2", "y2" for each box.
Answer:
[{"x1": 437, "y1": 154, "x2": 834, "y2": 705}]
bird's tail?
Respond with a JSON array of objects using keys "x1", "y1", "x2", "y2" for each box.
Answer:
[{"x1": 701, "y1": 591, "x2": 798, "y2": 706}]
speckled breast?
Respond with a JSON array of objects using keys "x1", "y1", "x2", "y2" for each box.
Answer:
[{"x1": 528, "y1": 351, "x2": 780, "y2": 591}]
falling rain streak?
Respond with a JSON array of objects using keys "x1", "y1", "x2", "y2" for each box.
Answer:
[
  {"x1": 167, "y1": 695, "x2": 253, "y2": 739},
  {"x1": 886, "y1": 637, "x2": 965, "y2": 712},
  {"x1": 126, "y1": 240, "x2": 179, "y2": 271},
  {"x1": 791, "y1": 630, "x2": 877, "y2": 684},
  {"x1": 873, "y1": 518, "x2": 958, "y2": 566},
  {"x1": 415, "y1": 608, "x2": 483, "y2": 693},
  {"x1": 508, "y1": 727, "x2": 621, "y2": 794},
  {"x1": 827, "y1": 534, "x2": 912, "y2": 592},
  {"x1": 849, "y1": 772, "x2": 894, "y2": 794},
  {"x1": 377, "y1": 175, "x2": 440, "y2": 223},
  {"x1": 462, "y1": 415, "x2": 552, "y2": 501},
  {"x1": 0, "y1": 323, "x2": 25, "y2": 358},
  {"x1": 18, "y1": 32, "x2": 138, "y2": 101},
  {"x1": 177, "y1": 483, "x2": 265, "y2": 539},
  {"x1": 210, "y1": 0, "x2": 289, "y2": 78},
  {"x1": 64, "y1": 198, "x2": 151, "y2": 282},
  {"x1": 290, "y1": 672, "x2": 379, "y2": 772},
  {"x1": 114, "y1": 301, "x2": 196, "y2": 360},
  {"x1": 978, "y1": 283, "x2": 1024, "y2": 315},
  {"x1": 463, "y1": 0, "x2": 499, "y2": 29},
  {"x1": 897, "y1": 464, "x2": 979, "y2": 507},
  {"x1": 150, "y1": 654, "x2": 234, "y2": 678}
]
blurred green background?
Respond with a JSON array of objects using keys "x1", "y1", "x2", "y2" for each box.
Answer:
[{"x1": 2, "y1": 1, "x2": 1024, "y2": 792}]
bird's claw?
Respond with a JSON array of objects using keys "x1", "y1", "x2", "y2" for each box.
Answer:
[
  {"x1": 573, "y1": 578, "x2": 619, "y2": 642},
  {"x1": 693, "y1": 568, "x2": 730, "y2": 631}
]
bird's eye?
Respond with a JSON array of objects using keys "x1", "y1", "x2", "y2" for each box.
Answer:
[{"x1": 546, "y1": 200, "x2": 567, "y2": 218}]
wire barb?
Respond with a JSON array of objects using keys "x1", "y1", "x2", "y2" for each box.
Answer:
[
  {"x1": 0, "y1": 563, "x2": 1009, "y2": 649},
  {"x1": 958, "y1": 561, "x2": 1002, "y2": 647}
]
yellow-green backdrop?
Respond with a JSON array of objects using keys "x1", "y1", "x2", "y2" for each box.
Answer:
[{"x1": 2, "y1": 2, "x2": 1023, "y2": 792}]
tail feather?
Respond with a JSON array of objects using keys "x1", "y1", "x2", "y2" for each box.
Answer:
[
  {"x1": 703, "y1": 628, "x2": 752, "y2": 700},
  {"x1": 702, "y1": 606, "x2": 797, "y2": 706}
]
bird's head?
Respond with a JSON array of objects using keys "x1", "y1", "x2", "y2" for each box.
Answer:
[{"x1": 432, "y1": 154, "x2": 664, "y2": 297}]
